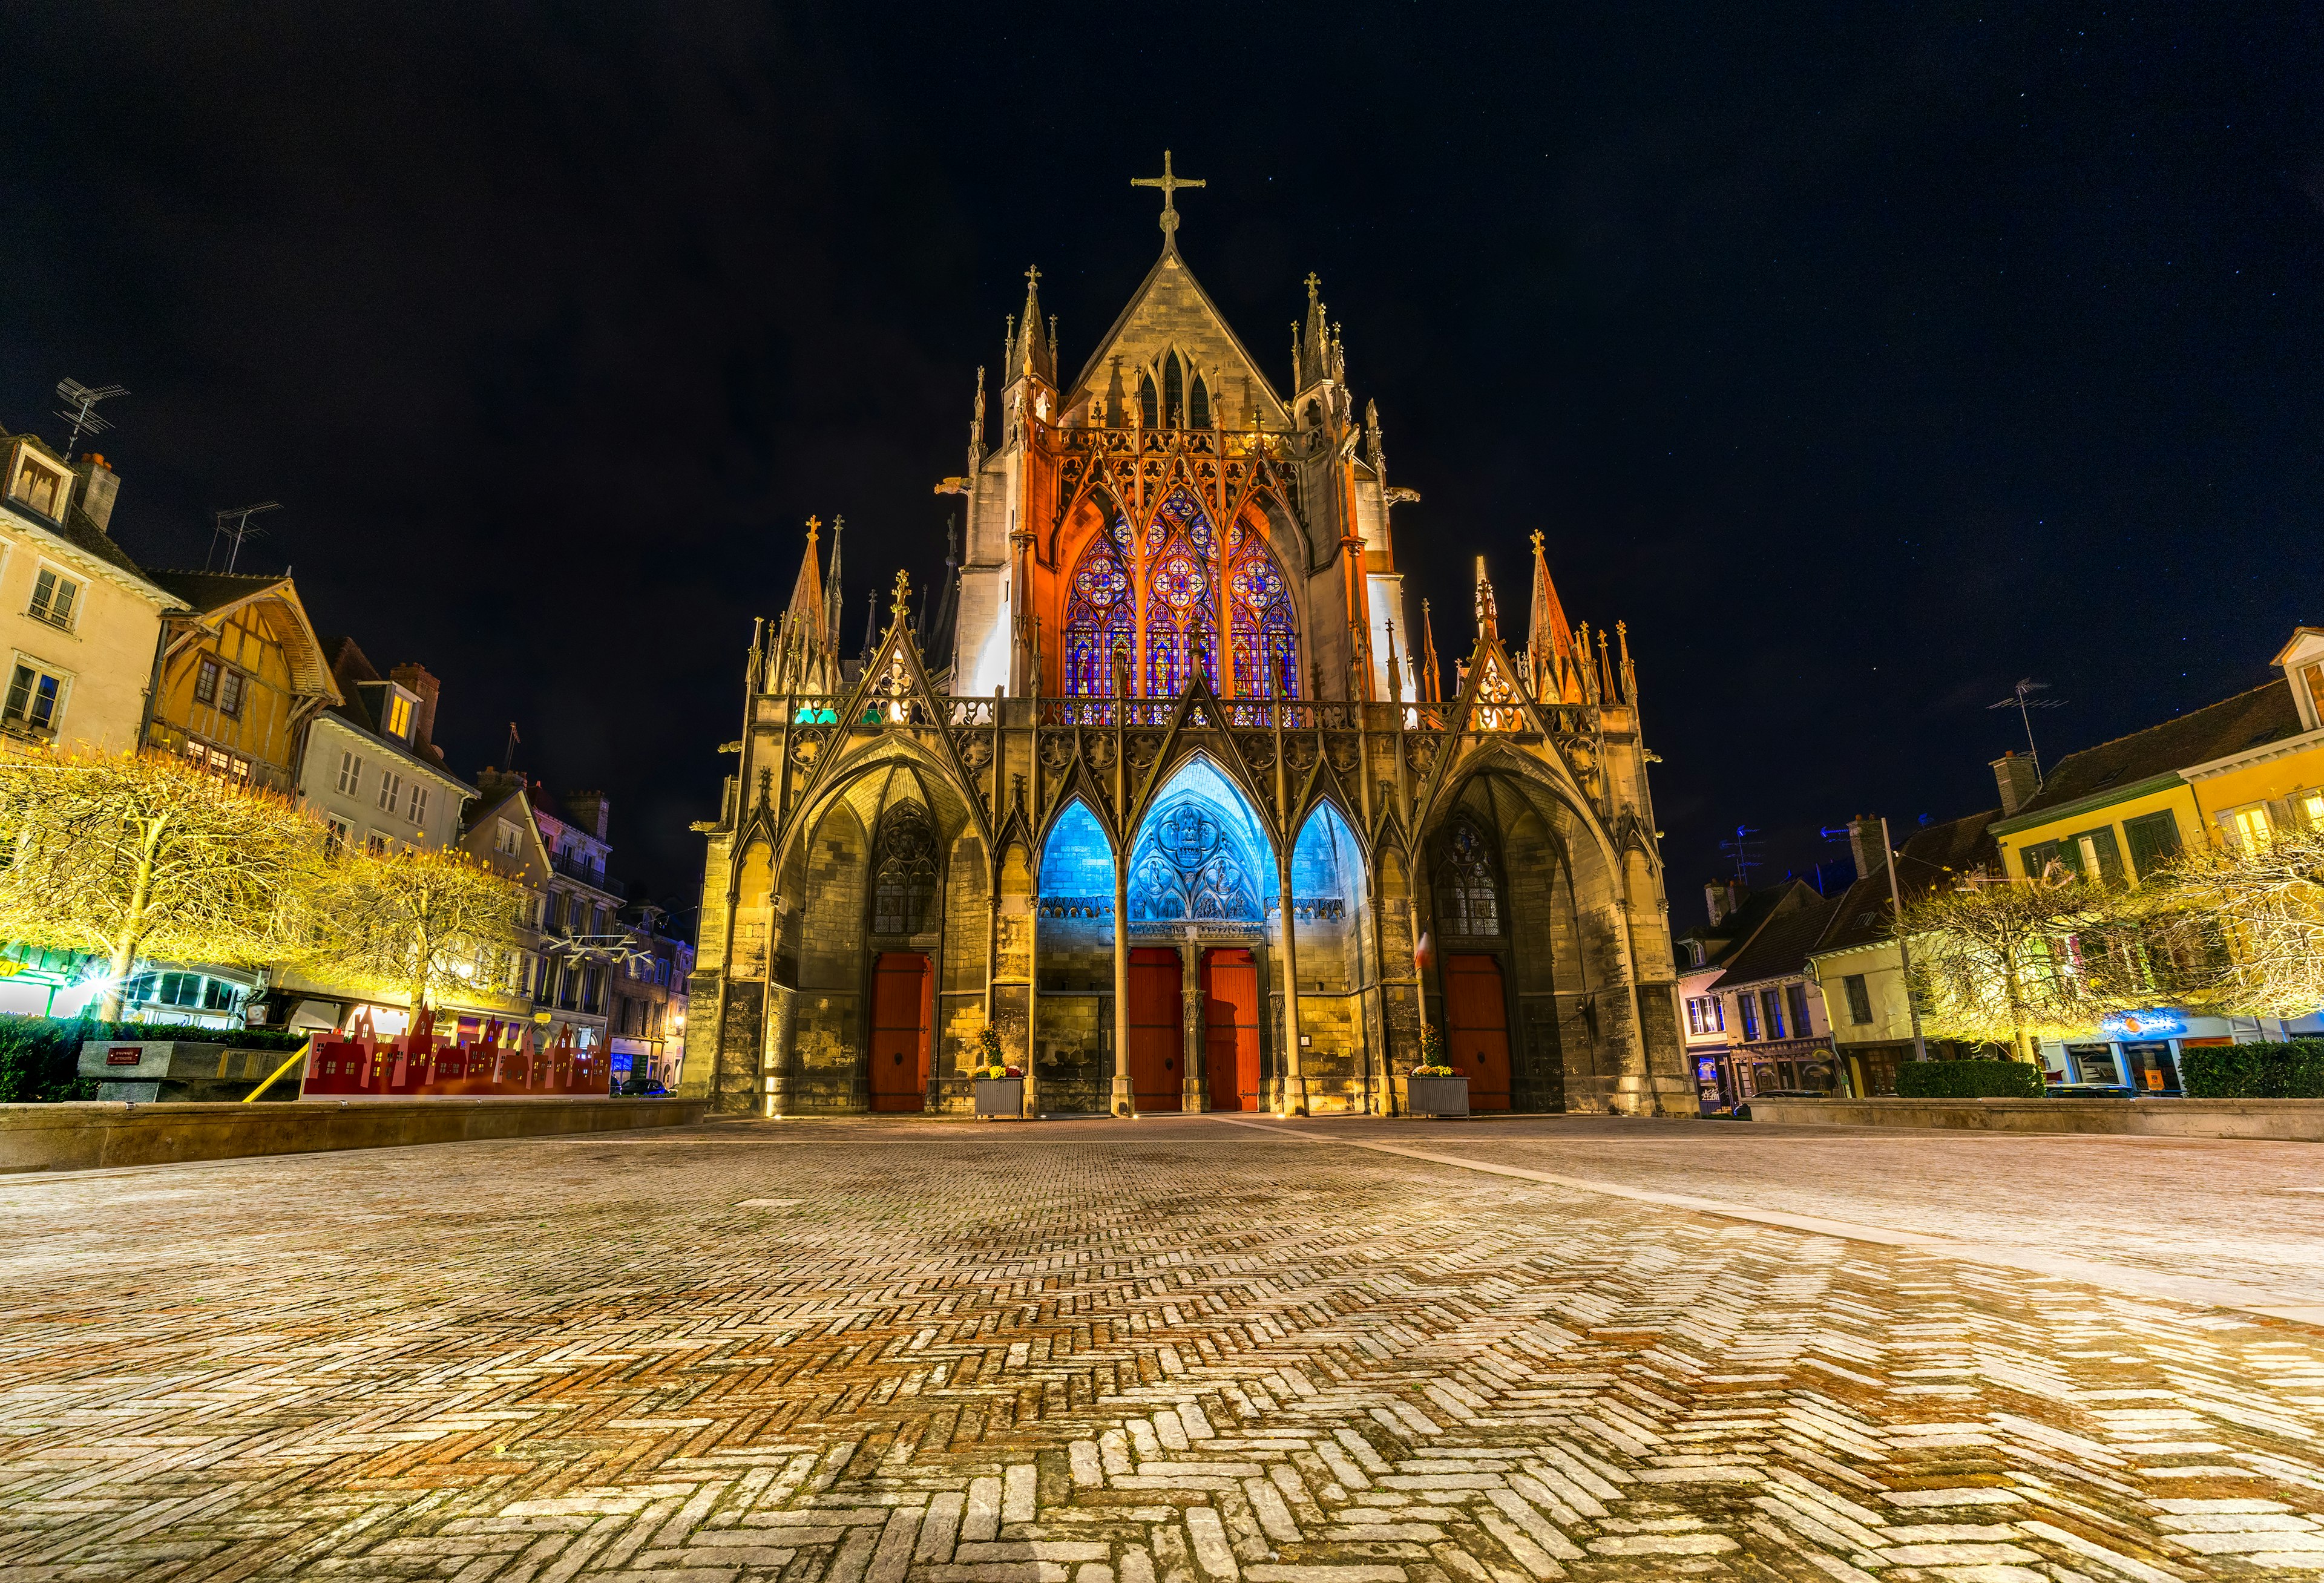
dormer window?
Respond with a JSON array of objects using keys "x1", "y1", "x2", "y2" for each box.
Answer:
[
  {"x1": 382, "y1": 691, "x2": 414, "y2": 739},
  {"x1": 9, "y1": 450, "x2": 70, "y2": 520}
]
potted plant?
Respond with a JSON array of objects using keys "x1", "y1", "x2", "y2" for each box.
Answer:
[
  {"x1": 971, "y1": 1024, "x2": 1024, "y2": 1119},
  {"x1": 1402, "y1": 1023, "x2": 1468, "y2": 1117}
]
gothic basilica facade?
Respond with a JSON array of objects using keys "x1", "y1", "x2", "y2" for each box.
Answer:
[{"x1": 680, "y1": 165, "x2": 1687, "y2": 1118}]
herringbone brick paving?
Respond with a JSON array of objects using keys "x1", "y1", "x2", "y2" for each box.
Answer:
[{"x1": 1, "y1": 1116, "x2": 2320, "y2": 1581}]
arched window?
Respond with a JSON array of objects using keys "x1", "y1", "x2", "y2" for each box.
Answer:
[
  {"x1": 1138, "y1": 373, "x2": 1159, "y2": 429},
  {"x1": 1062, "y1": 515, "x2": 1135, "y2": 696},
  {"x1": 1144, "y1": 488, "x2": 1218, "y2": 695},
  {"x1": 1227, "y1": 517, "x2": 1299, "y2": 698},
  {"x1": 1434, "y1": 819, "x2": 1502, "y2": 937},
  {"x1": 1163, "y1": 354, "x2": 1184, "y2": 427},
  {"x1": 1190, "y1": 375, "x2": 1210, "y2": 430},
  {"x1": 871, "y1": 802, "x2": 938, "y2": 936}
]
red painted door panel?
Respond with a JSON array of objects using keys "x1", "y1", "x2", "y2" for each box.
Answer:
[
  {"x1": 1128, "y1": 947, "x2": 1183, "y2": 1112},
  {"x1": 870, "y1": 952, "x2": 931, "y2": 1112},
  {"x1": 1444, "y1": 954, "x2": 1512, "y2": 1110},
  {"x1": 1201, "y1": 948, "x2": 1261, "y2": 1110}
]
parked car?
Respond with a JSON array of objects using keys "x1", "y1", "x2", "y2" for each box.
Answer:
[{"x1": 614, "y1": 1077, "x2": 671, "y2": 1098}]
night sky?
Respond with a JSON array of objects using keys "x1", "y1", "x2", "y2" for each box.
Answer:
[{"x1": 4, "y1": 5, "x2": 2318, "y2": 926}]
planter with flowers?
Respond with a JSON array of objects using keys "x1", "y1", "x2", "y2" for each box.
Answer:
[
  {"x1": 970, "y1": 1024, "x2": 1025, "y2": 1118},
  {"x1": 1399, "y1": 1023, "x2": 1468, "y2": 1117}
]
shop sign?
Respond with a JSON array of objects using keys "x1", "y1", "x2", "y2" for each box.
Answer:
[{"x1": 2100, "y1": 1008, "x2": 2186, "y2": 1040}]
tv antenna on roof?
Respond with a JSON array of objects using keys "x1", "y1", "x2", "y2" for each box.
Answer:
[
  {"x1": 205, "y1": 502, "x2": 280, "y2": 574},
  {"x1": 1988, "y1": 677, "x2": 2068, "y2": 785},
  {"x1": 1719, "y1": 824, "x2": 1762, "y2": 887},
  {"x1": 54, "y1": 378, "x2": 128, "y2": 458}
]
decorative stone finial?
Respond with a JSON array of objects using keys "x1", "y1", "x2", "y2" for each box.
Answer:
[{"x1": 890, "y1": 569, "x2": 912, "y2": 629}]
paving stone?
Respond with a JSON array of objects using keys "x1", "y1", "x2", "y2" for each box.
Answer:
[{"x1": 0, "y1": 1115, "x2": 2320, "y2": 1582}]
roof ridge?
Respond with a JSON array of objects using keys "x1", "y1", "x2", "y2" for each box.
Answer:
[{"x1": 2047, "y1": 678, "x2": 2284, "y2": 765}]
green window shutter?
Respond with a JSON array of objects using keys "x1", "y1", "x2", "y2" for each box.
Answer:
[
  {"x1": 2019, "y1": 840, "x2": 2056, "y2": 880},
  {"x1": 2122, "y1": 810, "x2": 2182, "y2": 879},
  {"x1": 2076, "y1": 827, "x2": 2126, "y2": 887}
]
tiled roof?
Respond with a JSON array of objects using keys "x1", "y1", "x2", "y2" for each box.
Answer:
[
  {"x1": 1812, "y1": 808, "x2": 2006, "y2": 955},
  {"x1": 1712, "y1": 893, "x2": 1840, "y2": 988},
  {"x1": 143, "y1": 568, "x2": 288, "y2": 615},
  {"x1": 2006, "y1": 680, "x2": 2300, "y2": 821},
  {"x1": 1677, "y1": 880, "x2": 1815, "y2": 971}
]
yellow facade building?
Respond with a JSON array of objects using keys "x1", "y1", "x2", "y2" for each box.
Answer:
[
  {"x1": 1982, "y1": 628, "x2": 2324, "y2": 1086},
  {"x1": 0, "y1": 433, "x2": 179, "y2": 756}
]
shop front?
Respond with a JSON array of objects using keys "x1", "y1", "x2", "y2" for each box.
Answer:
[{"x1": 1722, "y1": 1037, "x2": 1843, "y2": 1099}]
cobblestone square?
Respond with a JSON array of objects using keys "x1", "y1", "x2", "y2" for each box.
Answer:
[{"x1": 3, "y1": 1115, "x2": 2322, "y2": 1581}]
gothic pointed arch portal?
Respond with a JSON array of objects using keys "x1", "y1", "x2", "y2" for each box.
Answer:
[
  {"x1": 1061, "y1": 487, "x2": 1300, "y2": 700},
  {"x1": 1127, "y1": 755, "x2": 1273, "y2": 926},
  {"x1": 1034, "y1": 799, "x2": 1118, "y2": 1113}
]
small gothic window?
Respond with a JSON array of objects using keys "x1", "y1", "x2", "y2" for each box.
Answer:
[
  {"x1": 1163, "y1": 354, "x2": 1184, "y2": 426},
  {"x1": 1434, "y1": 820, "x2": 1502, "y2": 937},
  {"x1": 1138, "y1": 373, "x2": 1159, "y2": 428},
  {"x1": 1189, "y1": 375, "x2": 1210, "y2": 429},
  {"x1": 871, "y1": 802, "x2": 938, "y2": 936}
]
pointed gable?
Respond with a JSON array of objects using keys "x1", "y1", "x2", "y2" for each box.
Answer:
[{"x1": 1065, "y1": 249, "x2": 1291, "y2": 428}]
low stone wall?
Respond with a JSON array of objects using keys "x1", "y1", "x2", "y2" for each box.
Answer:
[
  {"x1": 1751, "y1": 1095, "x2": 2324, "y2": 1142},
  {"x1": 0, "y1": 1098, "x2": 708, "y2": 1175}
]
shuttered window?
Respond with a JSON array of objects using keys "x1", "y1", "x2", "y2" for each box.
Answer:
[{"x1": 2122, "y1": 810, "x2": 2182, "y2": 878}]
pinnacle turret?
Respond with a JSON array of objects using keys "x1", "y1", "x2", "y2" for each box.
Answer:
[
  {"x1": 1014, "y1": 266, "x2": 1055, "y2": 384},
  {"x1": 1525, "y1": 529, "x2": 1583, "y2": 704}
]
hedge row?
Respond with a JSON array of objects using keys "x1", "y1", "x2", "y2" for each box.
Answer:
[
  {"x1": 0, "y1": 1014, "x2": 309, "y2": 1104},
  {"x1": 1894, "y1": 1058, "x2": 2046, "y2": 1100},
  {"x1": 2178, "y1": 1040, "x2": 2324, "y2": 1099}
]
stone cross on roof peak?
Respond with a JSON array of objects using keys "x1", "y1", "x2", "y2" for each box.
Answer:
[{"x1": 1132, "y1": 150, "x2": 1205, "y2": 242}]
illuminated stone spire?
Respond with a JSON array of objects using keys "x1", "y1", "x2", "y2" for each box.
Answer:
[
  {"x1": 1526, "y1": 528, "x2": 1581, "y2": 703},
  {"x1": 1472, "y1": 556, "x2": 1499, "y2": 644},
  {"x1": 1419, "y1": 598, "x2": 1443, "y2": 704},
  {"x1": 771, "y1": 516, "x2": 838, "y2": 694}
]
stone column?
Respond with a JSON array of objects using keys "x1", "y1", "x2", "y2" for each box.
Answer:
[
  {"x1": 1180, "y1": 932, "x2": 1206, "y2": 1112},
  {"x1": 1111, "y1": 860, "x2": 1134, "y2": 1116},
  {"x1": 1277, "y1": 867, "x2": 1307, "y2": 1116}
]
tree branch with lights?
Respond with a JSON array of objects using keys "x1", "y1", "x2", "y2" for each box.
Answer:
[
  {"x1": 324, "y1": 843, "x2": 532, "y2": 1017},
  {"x1": 0, "y1": 752, "x2": 334, "y2": 1018}
]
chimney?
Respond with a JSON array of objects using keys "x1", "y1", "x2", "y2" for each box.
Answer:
[
  {"x1": 565, "y1": 790, "x2": 611, "y2": 841},
  {"x1": 1991, "y1": 750, "x2": 2039, "y2": 819},
  {"x1": 71, "y1": 454, "x2": 120, "y2": 534},
  {"x1": 1704, "y1": 878, "x2": 1741, "y2": 926},
  {"x1": 476, "y1": 765, "x2": 525, "y2": 805},
  {"x1": 1848, "y1": 814, "x2": 1888, "y2": 885},
  {"x1": 388, "y1": 663, "x2": 441, "y2": 749}
]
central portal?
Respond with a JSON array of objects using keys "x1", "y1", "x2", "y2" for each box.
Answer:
[
  {"x1": 1127, "y1": 947, "x2": 1184, "y2": 1112},
  {"x1": 1201, "y1": 947, "x2": 1261, "y2": 1110}
]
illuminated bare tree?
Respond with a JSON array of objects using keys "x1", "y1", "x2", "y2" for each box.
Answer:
[
  {"x1": 2135, "y1": 827, "x2": 2324, "y2": 1019},
  {"x1": 1899, "y1": 873, "x2": 2121, "y2": 1058},
  {"x1": 328, "y1": 844, "x2": 531, "y2": 1017},
  {"x1": 0, "y1": 752, "x2": 332, "y2": 1018}
]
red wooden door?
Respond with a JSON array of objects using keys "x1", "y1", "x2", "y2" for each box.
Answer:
[
  {"x1": 1444, "y1": 954, "x2": 1512, "y2": 1110},
  {"x1": 1201, "y1": 948, "x2": 1261, "y2": 1110},
  {"x1": 870, "y1": 952, "x2": 932, "y2": 1112},
  {"x1": 1128, "y1": 947, "x2": 1184, "y2": 1112}
]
